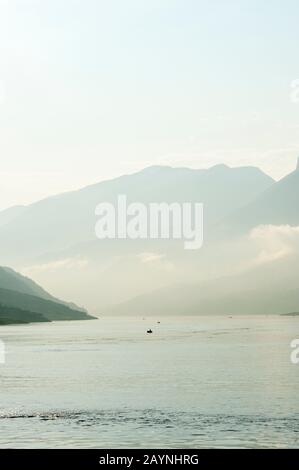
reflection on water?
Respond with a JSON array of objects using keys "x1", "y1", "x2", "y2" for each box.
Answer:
[{"x1": 0, "y1": 316, "x2": 298, "y2": 448}]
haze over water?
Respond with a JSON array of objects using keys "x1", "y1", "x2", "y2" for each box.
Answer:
[{"x1": 0, "y1": 316, "x2": 298, "y2": 448}]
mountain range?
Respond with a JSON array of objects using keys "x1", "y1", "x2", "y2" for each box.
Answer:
[
  {"x1": 0, "y1": 159, "x2": 298, "y2": 316},
  {"x1": 0, "y1": 266, "x2": 94, "y2": 324}
]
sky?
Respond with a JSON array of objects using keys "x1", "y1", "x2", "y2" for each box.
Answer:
[{"x1": 0, "y1": 0, "x2": 299, "y2": 211}]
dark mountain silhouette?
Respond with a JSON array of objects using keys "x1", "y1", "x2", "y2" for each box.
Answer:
[
  {"x1": 0, "y1": 266, "x2": 94, "y2": 324},
  {"x1": 0, "y1": 304, "x2": 49, "y2": 325}
]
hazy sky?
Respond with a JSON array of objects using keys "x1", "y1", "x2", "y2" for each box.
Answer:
[{"x1": 1, "y1": 0, "x2": 299, "y2": 210}]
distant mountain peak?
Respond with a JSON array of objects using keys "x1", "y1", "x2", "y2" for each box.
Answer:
[
  {"x1": 140, "y1": 165, "x2": 173, "y2": 174},
  {"x1": 210, "y1": 163, "x2": 230, "y2": 171}
]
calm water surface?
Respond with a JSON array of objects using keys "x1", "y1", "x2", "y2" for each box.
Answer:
[{"x1": 0, "y1": 316, "x2": 299, "y2": 448}]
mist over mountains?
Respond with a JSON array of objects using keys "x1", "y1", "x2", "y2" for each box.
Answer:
[
  {"x1": 108, "y1": 250, "x2": 299, "y2": 316},
  {"x1": 0, "y1": 160, "x2": 298, "y2": 315}
]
